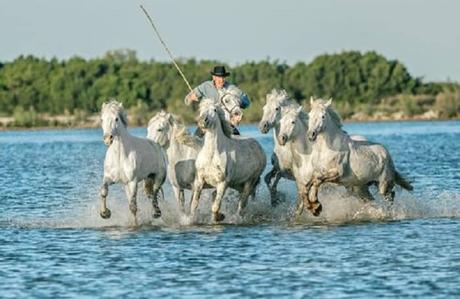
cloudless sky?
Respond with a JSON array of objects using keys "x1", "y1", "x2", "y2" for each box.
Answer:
[{"x1": 1, "y1": 0, "x2": 459, "y2": 82}]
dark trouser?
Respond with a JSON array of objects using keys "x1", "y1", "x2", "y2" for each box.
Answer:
[{"x1": 231, "y1": 125, "x2": 240, "y2": 135}]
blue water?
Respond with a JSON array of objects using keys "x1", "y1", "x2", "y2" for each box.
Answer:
[{"x1": 1, "y1": 121, "x2": 459, "y2": 298}]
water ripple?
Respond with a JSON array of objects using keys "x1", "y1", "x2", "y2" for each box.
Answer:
[{"x1": 0, "y1": 121, "x2": 459, "y2": 298}]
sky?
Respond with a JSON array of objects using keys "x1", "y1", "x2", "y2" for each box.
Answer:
[{"x1": 1, "y1": 0, "x2": 459, "y2": 82}]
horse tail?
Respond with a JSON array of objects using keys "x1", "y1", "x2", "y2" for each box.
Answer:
[{"x1": 395, "y1": 171, "x2": 413, "y2": 191}]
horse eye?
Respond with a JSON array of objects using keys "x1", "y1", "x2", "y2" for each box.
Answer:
[
  {"x1": 157, "y1": 128, "x2": 162, "y2": 132},
  {"x1": 225, "y1": 99, "x2": 229, "y2": 103},
  {"x1": 322, "y1": 115, "x2": 325, "y2": 119},
  {"x1": 214, "y1": 108, "x2": 217, "y2": 112},
  {"x1": 291, "y1": 121, "x2": 295, "y2": 125},
  {"x1": 115, "y1": 117, "x2": 119, "y2": 122},
  {"x1": 275, "y1": 107, "x2": 279, "y2": 111}
]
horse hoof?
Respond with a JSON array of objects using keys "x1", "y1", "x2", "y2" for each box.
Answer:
[
  {"x1": 311, "y1": 203, "x2": 323, "y2": 217},
  {"x1": 100, "y1": 209, "x2": 111, "y2": 219},
  {"x1": 295, "y1": 209, "x2": 303, "y2": 218},
  {"x1": 213, "y1": 212, "x2": 225, "y2": 222},
  {"x1": 153, "y1": 210, "x2": 162, "y2": 219}
]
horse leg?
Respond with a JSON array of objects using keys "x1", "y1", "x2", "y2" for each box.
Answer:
[
  {"x1": 125, "y1": 180, "x2": 139, "y2": 226},
  {"x1": 99, "y1": 179, "x2": 113, "y2": 219},
  {"x1": 190, "y1": 177, "x2": 204, "y2": 219},
  {"x1": 172, "y1": 185, "x2": 185, "y2": 213},
  {"x1": 308, "y1": 169, "x2": 341, "y2": 216},
  {"x1": 238, "y1": 182, "x2": 254, "y2": 217},
  {"x1": 379, "y1": 180, "x2": 395, "y2": 203},
  {"x1": 179, "y1": 189, "x2": 186, "y2": 212},
  {"x1": 264, "y1": 167, "x2": 276, "y2": 190},
  {"x1": 294, "y1": 182, "x2": 307, "y2": 217},
  {"x1": 271, "y1": 172, "x2": 284, "y2": 205},
  {"x1": 301, "y1": 181, "x2": 316, "y2": 216},
  {"x1": 355, "y1": 185, "x2": 376, "y2": 202},
  {"x1": 145, "y1": 178, "x2": 161, "y2": 219},
  {"x1": 212, "y1": 182, "x2": 227, "y2": 222},
  {"x1": 151, "y1": 178, "x2": 164, "y2": 219}
]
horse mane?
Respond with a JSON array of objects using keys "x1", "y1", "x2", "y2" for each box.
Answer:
[
  {"x1": 327, "y1": 106, "x2": 343, "y2": 128},
  {"x1": 147, "y1": 110, "x2": 168, "y2": 128},
  {"x1": 266, "y1": 88, "x2": 296, "y2": 108},
  {"x1": 102, "y1": 99, "x2": 128, "y2": 127},
  {"x1": 311, "y1": 98, "x2": 343, "y2": 128},
  {"x1": 171, "y1": 116, "x2": 203, "y2": 150},
  {"x1": 225, "y1": 85, "x2": 241, "y2": 97},
  {"x1": 149, "y1": 110, "x2": 203, "y2": 150},
  {"x1": 199, "y1": 99, "x2": 234, "y2": 138}
]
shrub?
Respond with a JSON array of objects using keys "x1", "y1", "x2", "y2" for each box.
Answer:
[
  {"x1": 128, "y1": 100, "x2": 151, "y2": 126},
  {"x1": 435, "y1": 89, "x2": 460, "y2": 118},
  {"x1": 13, "y1": 106, "x2": 40, "y2": 127}
]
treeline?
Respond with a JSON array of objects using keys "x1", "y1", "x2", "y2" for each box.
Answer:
[{"x1": 0, "y1": 49, "x2": 459, "y2": 127}]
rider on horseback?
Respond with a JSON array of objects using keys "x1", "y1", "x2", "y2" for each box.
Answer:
[{"x1": 184, "y1": 66, "x2": 250, "y2": 135}]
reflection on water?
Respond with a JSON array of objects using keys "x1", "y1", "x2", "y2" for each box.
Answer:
[{"x1": 0, "y1": 121, "x2": 459, "y2": 297}]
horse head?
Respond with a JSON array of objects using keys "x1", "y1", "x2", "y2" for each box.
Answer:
[
  {"x1": 101, "y1": 99, "x2": 128, "y2": 146},
  {"x1": 277, "y1": 105, "x2": 304, "y2": 146},
  {"x1": 198, "y1": 99, "x2": 234, "y2": 138},
  {"x1": 259, "y1": 89, "x2": 291, "y2": 134},
  {"x1": 308, "y1": 97, "x2": 341, "y2": 142},
  {"x1": 220, "y1": 87, "x2": 243, "y2": 125},
  {"x1": 147, "y1": 111, "x2": 174, "y2": 148}
]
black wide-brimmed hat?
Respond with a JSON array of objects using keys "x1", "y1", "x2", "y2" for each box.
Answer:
[{"x1": 210, "y1": 66, "x2": 230, "y2": 77}]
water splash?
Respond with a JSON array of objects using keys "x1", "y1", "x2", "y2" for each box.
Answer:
[{"x1": 3, "y1": 184, "x2": 460, "y2": 230}]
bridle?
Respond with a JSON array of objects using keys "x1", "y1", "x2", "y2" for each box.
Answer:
[{"x1": 219, "y1": 92, "x2": 242, "y2": 117}]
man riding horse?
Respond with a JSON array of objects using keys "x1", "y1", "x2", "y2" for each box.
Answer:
[{"x1": 184, "y1": 66, "x2": 250, "y2": 135}]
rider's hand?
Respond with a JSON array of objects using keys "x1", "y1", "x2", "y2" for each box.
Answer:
[
  {"x1": 230, "y1": 113, "x2": 242, "y2": 126},
  {"x1": 187, "y1": 92, "x2": 199, "y2": 103}
]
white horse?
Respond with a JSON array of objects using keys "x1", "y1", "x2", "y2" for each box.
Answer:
[
  {"x1": 147, "y1": 111, "x2": 203, "y2": 211},
  {"x1": 305, "y1": 98, "x2": 413, "y2": 212},
  {"x1": 276, "y1": 105, "x2": 318, "y2": 215},
  {"x1": 259, "y1": 89, "x2": 297, "y2": 206},
  {"x1": 99, "y1": 100, "x2": 167, "y2": 224},
  {"x1": 277, "y1": 103, "x2": 377, "y2": 216},
  {"x1": 220, "y1": 86, "x2": 245, "y2": 125},
  {"x1": 191, "y1": 99, "x2": 267, "y2": 222},
  {"x1": 194, "y1": 86, "x2": 244, "y2": 136}
]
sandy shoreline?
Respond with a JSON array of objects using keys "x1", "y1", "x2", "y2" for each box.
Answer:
[{"x1": 1, "y1": 117, "x2": 458, "y2": 132}]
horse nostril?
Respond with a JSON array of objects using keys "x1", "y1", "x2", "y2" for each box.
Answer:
[
  {"x1": 103, "y1": 134, "x2": 114, "y2": 145},
  {"x1": 278, "y1": 134, "x2": 287, "y2": 145}
]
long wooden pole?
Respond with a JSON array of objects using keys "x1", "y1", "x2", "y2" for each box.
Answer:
[{"x1": 140, "y1": 5, "x2": 193, "y2": 92}]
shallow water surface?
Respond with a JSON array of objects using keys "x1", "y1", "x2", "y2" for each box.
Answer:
[{"x1": 1, "y1": 121, "x2": 459, "y2": 298}]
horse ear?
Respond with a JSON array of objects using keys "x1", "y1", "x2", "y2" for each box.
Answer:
[
  {"x1": 326, "y1": 98, "x2": 333, "y2": 107},
  {"x1": 296, "y1": 106, "x2": 302, "y2": 114},
  {"x1": 102, "y1": 102, "x2": 106, "y2": 109},
  {"x1": 310, "y1": 96, "x2": 314, "y2": 106}
]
